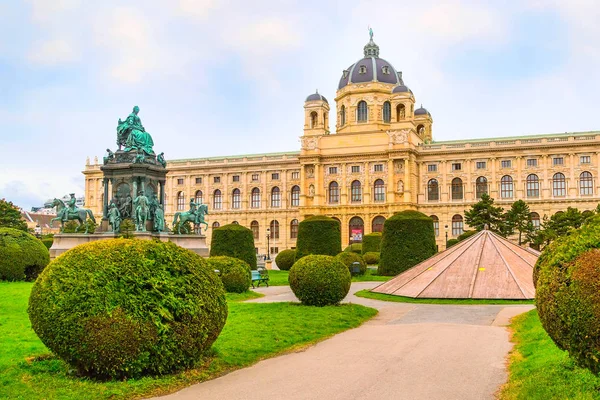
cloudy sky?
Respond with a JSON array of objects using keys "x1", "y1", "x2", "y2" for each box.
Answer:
[{"x1": 1, "y1": 0, "x2": 599, "y2": 209}]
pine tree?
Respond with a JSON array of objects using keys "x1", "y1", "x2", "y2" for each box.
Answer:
[
  {"x1": 0, "y1": 199, "x2": 28, "y2": 231},
  {"x1": 464, "y1": 194, "x2": 507, "y2": 234},
  {"x1": 506, "y1": 200, "x2": 534, "y2": 245}
]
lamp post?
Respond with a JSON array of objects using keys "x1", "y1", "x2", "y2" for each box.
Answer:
[
  {"x1": 34, "y1": 223, "x2": 41, "y2": 238},
  {"x1": 444, "y1": 224, "x2": 449, "y2": 248},
  {"x1": 266, "y1": 228, "x2": 271, "y2": 261}
]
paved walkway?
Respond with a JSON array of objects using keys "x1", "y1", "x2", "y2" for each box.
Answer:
[{"x1": 158, "y1": 282, "x2": 533, "y2": 400}]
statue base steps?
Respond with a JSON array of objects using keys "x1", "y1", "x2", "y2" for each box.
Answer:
[{"x1": 49, "y1": 233, "x2": 208, "y2": 260}]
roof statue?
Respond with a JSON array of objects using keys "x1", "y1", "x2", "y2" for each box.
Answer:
[
  {"x1": 372, "y1": 230, "x2": 540, "y2": 300},
  {"x1": 369, "y1": 26, "x2": 373, "y2": 40}
]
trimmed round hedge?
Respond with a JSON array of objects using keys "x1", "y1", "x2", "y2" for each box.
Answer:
[
  {"x1": 536, "y1": 217, "x2": 600, "y2": 374},
  {"x1": 289, "y1": 255, "x2": 351, "y2": 306},
  {"x1": 28, "y1": 239, "x2": 228, "y2": 379},
  {"x1": 295, "y1": 216, "x2": 341, "y2": 259},
  {"x1": 210, "y1": 224, "x2": 257, "y2": 270},
  {"x1": 363, "y1": 252, "x2": 380, "y2": 265},
  {"x1": 275, "y1": 249, "x2": 296, "y2": 271},
  {"x1": 378, "y1": 211, "x2": 436, "y2": 276},
  {"x1": 0, "y1": 227, "x2": 49, "y2": 281},
  {"x1": 457, "y1": 230, "x2": 478, "y2": 242},
  {"x1": 361, "y1": 233, "x2": 382, "y2": 254},
  {"x1": 335, "y1": 251, "x2": 367, "y2": 275},
  {"x1": 446, "y1": 238, "x2": 460, "y2": 248},
  {"x1": 343, "y1": 243, "x2": 362, "y2": 254},
  {"x1": 206, "y1": 256, "x2": 251, "y2": 293}
]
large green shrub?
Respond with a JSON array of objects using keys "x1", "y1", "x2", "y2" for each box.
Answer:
[
  {"x1": 378, "y1": 211, "x2": 436, "y2": 276},
  {"x1": 210, "y1": 224, "x2": 257, "y2": 270},
  {"x1": 446, "y1": 238, "x2": 460, "y2": 248},
  {"x1": 457, "y1": 230, "x2": 478, "y2": 242},
  {"x1": 206, "y1": 256, "x2": 251, "y2": 293},
  {"x1": 0, "y1": 227, "x2": 49, "y2": 281},
  {"x1": 343, "y1": 243, "x2": 362, "y2": 254},
  {"x1": 363, "y1": 252, "x2": 380, "y2": 265},
  {"x1": 289, "y1": 255, "x2": 351, "y2": 306},
  {"x1": 536, "y1": 216, "x2": 600, "y2": 374},
  {"x1": 28, "y1": 239, "x2": 228, "y2": 379},
  {"x1": 41, "y1": 237, "x2": 54, "y2": 250},
  {"x1": 335, "y1": 251, "x2": 367, "y2": 275},
  {"x1": 295, "y1": 216, "x2": 341, "y2": 259},
  {"x1": 275, "y1": 249, "x2": 296, "y2": 271},
  {"x1": 361, "y1": 232, "x2": 382, "y2": 254}
]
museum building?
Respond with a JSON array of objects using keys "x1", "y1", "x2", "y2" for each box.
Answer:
[{"x1": 84, "y1": 36, "x2": 600, "y2": 255}]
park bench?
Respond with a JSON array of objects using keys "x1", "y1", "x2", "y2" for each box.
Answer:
[{"x1": 251, "y1": 268, "x2": 269, "y2": 288}]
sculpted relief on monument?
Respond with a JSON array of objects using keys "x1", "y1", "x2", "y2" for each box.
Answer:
[{"x1": 386, "y1": 129, "x2": 409, "y2": 145}]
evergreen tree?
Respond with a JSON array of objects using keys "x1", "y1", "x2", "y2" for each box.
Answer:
[
  {"x1": 0, "y1": 198, "x2": 28, "y2": 231},
  {"x1": 506, "y1": 200, "x2": 534, "y2": 245},
  {"x1": 464, "y1": 194, "x2": 507, "y2": 234},
  {"x1": 546, "y1": 207, "x2": 584, "y2": 237}
]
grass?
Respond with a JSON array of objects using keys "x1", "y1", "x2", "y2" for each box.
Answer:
[
  {"x1": 225, "y1": 290, "x2": 264, "y2": 302},
  {"x1": 355, "y1": 289, "x2": 535, "y2": 305},
  {"x1": 500, "y1": 310, "x2": 600, "y2": 400},
  {"x1": 351, "y1": 268, "x2": 392, "y2": 282},
  {"x1": 265, "y1": 268, "x2": 391, "y2": 286},
  {"x1": 0, "y1": 282, "x2": 377, "y2": 399}
]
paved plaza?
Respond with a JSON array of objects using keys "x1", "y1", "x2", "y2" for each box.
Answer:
[{"x1": 158, "y1": 282, "x2": 533, "y2": 400}]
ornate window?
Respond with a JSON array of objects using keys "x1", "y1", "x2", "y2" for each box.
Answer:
[
  {"x1": 291, "y1": 185, "x2": 300, "y2": 207},
  {"x1": 431, "y1": 215, "x2": 439, "y2": 236},
  {"x1": 372, "y1": 216, "x2": 386, "y2": 233},
  {"x1": 451, "y1": 178, "x2": 463, "y2": 200},
  {"x1": 340, "y1": 105, "x2": 346, "y2": 126},
  {"x1": 475, "y1": 177, "x2": 488, "y2": 199},
  {"x1": 290, "y1": 219, "x2": 299, "y2": 239},
  {"x1": 271, "y1": 187, "x2": 281, "y2": 208},
  {"x1": 212, "y1": 221, "x2": 220, "y2": 229},
  {"x1": 580, "y1": 171, "x2": 593, "y2": 196},
  {"x1": 383, "y1": 101, "x2": 391, "y2": 123},
  {"x1": 270, "y1": 220, "x2": 279, "y2": 239},
  {"x1": 374, "y1": 179, "x2": 385, "y2": 202},
  {"x1": 526, "y1": 174, "x2": 540, "y2": 198},
  {"x1": 396, "y1": 104, "x2": 405, "y2": 120},
  {"x1": 195, "y1": 190, "x2": 203, "y2": 204},
  {"x1": 251, "y1": 187, "x2": 261, "y2": 208},
  {"x1": 552, "y1": 173, "x2": 566, "y2": 197},
  {"x1": 359, "y1": 65, "x2": 367, "y2": 74},
  {"x1": 530, "y1": 212, "x2": 541, "y2": 230},
  {"x1": 452, "y1": 215, "x2": 464, "y2": 236},
  {"x1": 250, "y1": 220, "x2": 259, "y2": 239},
  {"x1": 427, "y1": 179, "x2": 439, "y2": 201},
  {"x1": 357, "y1": 101, "x2": 368, "y2": 122},
  {"x1": 232, "y1": 189, "x2": 241, "y2": 209},
  {"x1": 310, "y1": 112, "x2": 317, "y2": 128},
  {"x1": 177, "y1": 191, "x2": 185, "y2": 211},
  {"x1": 351, "y1": 180, "x2": 362, "y2": 203},
  {"x1": 213, "y1": 189, "x2": 222, "y2": 209},
  {"x1": 328, "y1": 181, "x2": 339, "y2": 204},
  {"x1": 500, "y1": 175, "x2": 513, "y2": 199}
]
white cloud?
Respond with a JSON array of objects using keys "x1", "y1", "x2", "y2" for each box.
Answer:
[
  {"x1": 28, "y1": 38, "x2": 78, "y2": 66},
  {"x1": 27, "y1": 0, "x2": 81, "y2": 24},
  {"x1": 178, "y1": 0, "x2": 219, "y2": 19}
]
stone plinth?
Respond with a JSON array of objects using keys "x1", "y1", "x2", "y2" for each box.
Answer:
[{"x1": 49, "y1": 232, "x2": 208, "y2": 260}]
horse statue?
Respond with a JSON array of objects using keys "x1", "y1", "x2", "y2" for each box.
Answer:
[
  {"x1": 49, "y1": 198, "x2": 96, "y2": 234},
  {"x1": 172, "y1": 204, "x2": 209, "y2": 234}
]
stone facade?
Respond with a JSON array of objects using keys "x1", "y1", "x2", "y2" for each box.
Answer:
[{"x1": 83, "y1": 38, "x2": 600, "y2": 254}]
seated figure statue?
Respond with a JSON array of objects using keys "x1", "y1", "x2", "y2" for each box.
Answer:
[{"x1": 117, "y1": 106, "x2": 155, "y2": 155}]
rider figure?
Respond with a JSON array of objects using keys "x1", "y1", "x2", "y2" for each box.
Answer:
[
  {"x1": 189, "y1": 198, "x2": 198, "y2": 220},
  {"x1": 65, "y1": 193, "x2": 77, "y2": 221}
]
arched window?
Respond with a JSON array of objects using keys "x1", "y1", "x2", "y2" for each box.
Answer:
[
  {"x1": 270, "y1": 220, "x2": 279, "y2": 239},
  {"x1": 250, "y1": 220, "x2": 259, "y2": 239},
  {"x1": 431, "y1": 215, "x2": 439, "y2": 236},
  {"x1": 428, "y1": 179, "x2": 439, "y2": 201},
  {"x1": 374, "y1": 179, "x2": 385, "y2": 202},
  {"x1": 396, "y1": 104, "x2": 405, "y2": 121},
  {"x1": 349, "y1": 216, "x2": 364, "y2": 243},
  {"x1": 452, "y1": 215, "x2": 464, "y2": 236},
  {"x1": 329, "y1": 181, "x2": 339, "y2": 204},
  {"x1": 580, "y1": 171, "x2": 593, "y2": 196},
  {"x1": 451, "y1": 178, "x2": 463, "y2": 200},
  {"x1": 271, "y1": 187, "x2": 281, "y2": 208},
  {"x1": 372, "y1": 216, "x2": 386, "y2": 233},
  {"x1": 212, "y1": 221, "x2": 220, "y2": 229},
  {"x1": 340, "y1": 105, "x2": 346, "y2": 126},
  {"x1": 475, "y1": 177, "x2": 488, "y2": 199},
  {"x1": 530, "y1": 212, "x2": 541, "y2": 230},
  {"x1": 501, "y1": 175, "x2": 513, "y2": 199},
  {"x1": 213, "y1": 189, "x2": 222, "y2": 209},
  {"x1": 195, "y1": 190, "x2": 203, "y2": 204},
  {"x1": 552, "y1": 173, "x2": 566, "y2": 197},
  {"x1": 232, "y1": 189, "x2": 241, "y2": 209},
  {"x1": 351, "y1": 180, "x2": 362, "y2": 203},
  {"x1": 291, "y1": 185, "x2": 300, "y2": 207},
  {"x1": 357, "y1": 100, "x2": 368, "y2": 122},
  {"x1": 290, "y1": 219, "x2": 299, "y2": 239},
  {"x1": 177, "y1": 191, "x2": 185, "y2": 211},
  {"x1": 383, "y1": 101, "x2": 391, "y2": 123},
  {"x1": 310, "y1": 111, "x2": 318, "y2": 128},
  {"x1": 251, "y1": 187, "x2": 260, "y2": 208},
  {"x1": 526, "y1": 174, "x2": 540, "y2": 198}
]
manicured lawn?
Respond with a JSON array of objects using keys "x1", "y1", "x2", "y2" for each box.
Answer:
[
  {"x1": 225, "y1": 290, "x2": 264, "y2": 302},
  {"x1": 351, "y1": 269, "x2": 391, "y2": 282},
  {"x1": 0, "y1": 282, "x2": 377, "y2": 399},
  {"x1": 355, "y1": 289, "x2": 535, "y2": 305},
  {"x1": 500, "y1": 310, "x2": 600, "y2": 400},
  {"x1": 265, "y1": 268, "x2": 391, "y2": 286}
]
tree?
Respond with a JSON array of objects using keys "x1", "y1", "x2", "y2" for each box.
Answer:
[
  {"x1": 506, "y1": 200, "x2": 534, "y2": 245},
  {"x1": 546, "y1": 207, "x2": 585, "y2": 237},
  {"x1": 0, "y1": 199, "x2": 28, "y2": 231},
  {"x1": 464, "y1": 194, "x2": 507, "y2": 235}
]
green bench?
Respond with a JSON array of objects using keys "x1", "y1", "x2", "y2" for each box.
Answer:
[{"x1": 251, "y1": 268, "x2": 269, "y2": 288}]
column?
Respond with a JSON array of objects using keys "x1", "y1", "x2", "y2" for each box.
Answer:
[
  {"x1": 387, "y1": 159, "x2": 395, "y2": 203},
  {"x1": 159, "y1": 180, "x2": 165, "y2": 205},
  {"x1": 403, "y1": 157, "x2": 411, "y2": 203},
  {"x1": 103, "y1": 178, "x2": 109, "y2": 218}
]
